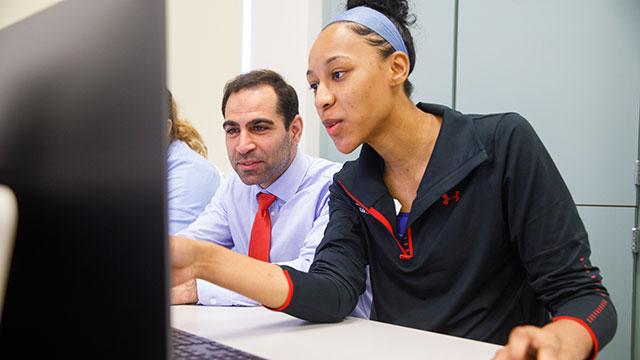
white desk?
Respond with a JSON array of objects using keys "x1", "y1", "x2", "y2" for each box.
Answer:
[{"x1": 172, "y1": 305, "x2": 502, "y2": 359}]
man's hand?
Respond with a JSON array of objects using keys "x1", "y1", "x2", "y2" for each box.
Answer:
[
  {"x1": 171, "y1": 278, "x2": 198, "y2": 304},
  {"x1": 493, "y1": 320, "x2": 593, "y2": 360},
  {"x1": 170, "y1": 236, "x2": 201, "y2": 286}
]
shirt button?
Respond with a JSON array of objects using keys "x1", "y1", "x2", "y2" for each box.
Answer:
[
  {"x1": 209, "y1": 298, "x2": 217, "y2": 305},
  {"x1": 271, "y1": 212, "x2": 276, "y2": 217}
]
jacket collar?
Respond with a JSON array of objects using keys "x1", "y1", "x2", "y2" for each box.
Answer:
[{"x1": 335, "y1": 103, "x2": 488, "y2": 226}]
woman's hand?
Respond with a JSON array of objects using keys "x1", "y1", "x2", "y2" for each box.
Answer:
[
  {"x1": 493, "y1": 320, "x2": 593, "y2": 360},
  {"x1": 169, "y1": 235, "x2": 290, "y2": 308}
]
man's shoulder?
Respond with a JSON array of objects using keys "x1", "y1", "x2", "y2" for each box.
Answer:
[
  {"x1": 221, "y1": 171, "x2": 245, "y2": 191},
  {"x1": 302, "y1": 153, "x2": 343, "y2": 180}
]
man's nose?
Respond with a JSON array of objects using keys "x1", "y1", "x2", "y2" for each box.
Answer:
[{"x1": 236, "y1": 131, "x2": 256, "y2": 155}]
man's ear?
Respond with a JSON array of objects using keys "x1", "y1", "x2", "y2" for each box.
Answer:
[
  {"x1": 388, "y1": 51, "x2": 410, "y2": 89},
  {"x1": 289, "y1": 114, "x2": 303, "y2": 145}
]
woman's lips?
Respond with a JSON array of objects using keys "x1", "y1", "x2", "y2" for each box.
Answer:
[{"x1": 323, "y1": 119, "x2": 343, "y2": 137}]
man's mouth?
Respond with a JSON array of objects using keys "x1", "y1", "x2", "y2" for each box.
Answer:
[{"x1": 237, "y1": 160, "x2": 262, "y2": 171}]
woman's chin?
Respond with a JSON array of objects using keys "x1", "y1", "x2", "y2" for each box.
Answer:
[{"x1": 332, "y1": 138, "x2": 360, "y2": 155}]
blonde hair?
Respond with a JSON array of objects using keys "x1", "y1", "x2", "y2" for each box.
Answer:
[{"x1": 167, "y1": 90, "x2": 208, "y2": 158}]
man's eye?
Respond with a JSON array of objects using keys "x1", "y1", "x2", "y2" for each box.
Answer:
[
  {"x1": 225, "y1": 128, "x2": 239, "y2": 135},
  {"x1": 332, "y1": 71, "x2": 345, "y2": 80},
  {"x1": 253, "y1": 126, "x2": 266, "y2": 132}
]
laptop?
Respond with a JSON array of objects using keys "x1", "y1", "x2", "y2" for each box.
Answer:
[{"x1": 0, "y1": 1, "x2": 263, "y2": 358}]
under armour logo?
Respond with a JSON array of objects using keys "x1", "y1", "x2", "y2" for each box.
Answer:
[{"x1": 441, "y1": 190, "x2": 461, "y2": 205}]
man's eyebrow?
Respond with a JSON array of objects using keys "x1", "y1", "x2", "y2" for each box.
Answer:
[
  {"x1": 247, "y1": 118, "x2": 274, "y2": 126},
  {"x1": 222, "y1": 120, "x2": 238, "y2": 128},
  {"x1": 222, "y1": 118, "x2": 275, "y2": 128}
]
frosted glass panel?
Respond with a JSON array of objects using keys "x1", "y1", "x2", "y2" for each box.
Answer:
[{"x1": 457, "y1": 0, "x2": 640, "y2": 206}]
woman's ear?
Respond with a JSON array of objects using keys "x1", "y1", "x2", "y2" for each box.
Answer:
[{"x1": 388, "y1": 51, "x2": 410, "y2": 89}]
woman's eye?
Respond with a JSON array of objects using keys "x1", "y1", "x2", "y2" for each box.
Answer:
[
  {"x1": 309, "y1": 83, "x2": 318, "y2": 93},
  {"x1": 332, "y1": 71, "x2": 345, "y2": 80}
]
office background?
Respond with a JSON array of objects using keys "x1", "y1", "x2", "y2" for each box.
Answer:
[{"x1": 1, "y1": 1, "x2": 638, "y2": 359}]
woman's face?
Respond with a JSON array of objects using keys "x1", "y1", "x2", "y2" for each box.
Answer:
[{"x1": 307, "y1": 23, "x2": 395, "y2": 154}]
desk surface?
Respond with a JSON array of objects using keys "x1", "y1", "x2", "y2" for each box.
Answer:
[{"x1": 172, "y1": 305, "x2": 502, "y2": 359}]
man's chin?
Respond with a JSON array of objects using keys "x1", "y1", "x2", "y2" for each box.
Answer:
[{"x1": 236, "y1": 172, "x2": 263, "y2": 186}]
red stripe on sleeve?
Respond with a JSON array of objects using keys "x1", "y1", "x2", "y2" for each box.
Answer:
[
  {"x1": 266, "y1": 269, "x2": 294, "y2": 312},
  {"x1": 552, "y1": 316, "x2": 598, "y2": 360}
]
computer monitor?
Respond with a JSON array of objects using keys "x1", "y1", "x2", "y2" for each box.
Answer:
[
  {"x1": 0, "y1": 185, "x2": 17, "y2": 321},
  {"x1": 0, "y1": 0, "x2": 169, "y2": 357}
]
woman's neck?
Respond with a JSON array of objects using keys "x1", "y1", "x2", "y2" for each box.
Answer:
[{"x1": 368, "y1": 98, "x2": 441, "y2": 176}]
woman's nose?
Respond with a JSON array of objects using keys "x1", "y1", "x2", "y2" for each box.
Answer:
[{"x1": 314, "y1": 83, "x2": 335, "y2": 112}]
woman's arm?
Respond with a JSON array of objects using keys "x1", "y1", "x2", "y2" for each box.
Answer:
[
  {"x1": 170, "y1": 235, "x2": 290, "y2": 308},
  {"x1": 496, "y1": 114, "x2": 616, "y2": 359},
  {"x1": 170, "y1": 179, "x2": 370, "y2": 323}
]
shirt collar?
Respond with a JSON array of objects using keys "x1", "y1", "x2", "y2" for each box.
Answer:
[
  {"x1": 336, "y1": 103, "x2": 487, "y2": 208},
  {"x1": 252, "y1": 149, "x2": 308, "y2": 203}
]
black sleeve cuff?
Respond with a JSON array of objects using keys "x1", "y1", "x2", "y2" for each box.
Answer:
[
  {"x1": 553, "y1": 295, "x2": 617, "y2": 358},
  {"x1": 275, "y1": 265, "x2": 352, "y2": 323}
]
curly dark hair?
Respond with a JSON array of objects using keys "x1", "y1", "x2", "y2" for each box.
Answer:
[{"x1": 345, "y1": 0, "x2": 417, "y2": 96}]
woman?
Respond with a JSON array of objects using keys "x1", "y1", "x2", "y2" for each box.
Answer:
[
  {"x1": 167, "y1": 89, "x2": 220, "y2": 235},
  {"x1": 171, "y1": 1, "x2": 616, "y2": 358}
]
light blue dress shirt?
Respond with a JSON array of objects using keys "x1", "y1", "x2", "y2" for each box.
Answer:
[
  {"x1": 167, "y1": 140, "x2": 220, "y2": 236},
  {"x1": 177, "y1": 150, "x2": 372, "y2": 318}
]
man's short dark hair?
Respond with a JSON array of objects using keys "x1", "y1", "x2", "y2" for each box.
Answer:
[{"x1": 221, "y1": 69, "x2": 299, "y2": 130}]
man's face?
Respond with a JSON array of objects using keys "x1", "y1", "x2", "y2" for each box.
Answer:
[{"x1": 223, "y1": 85, "x2": 302, "y2": 188}]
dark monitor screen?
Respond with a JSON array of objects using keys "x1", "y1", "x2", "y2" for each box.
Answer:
[{"x1": 0, "y1": 0, "x2": 169, "y2": 357}]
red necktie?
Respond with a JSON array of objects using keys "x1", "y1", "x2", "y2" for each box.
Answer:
[{"x1": 248, "y1": 192, "x2": 277, "y2": 262}]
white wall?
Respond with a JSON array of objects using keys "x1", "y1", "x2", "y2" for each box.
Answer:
[
  {"x1": 166, "y1": 0, "x2": 242, "y2": 177},
  {"x1": 251, "y1": 0, "x2": 323, "y2": 158},
  {"x1": 0, "y1": 0, "x2": 63, "y2": 30}
]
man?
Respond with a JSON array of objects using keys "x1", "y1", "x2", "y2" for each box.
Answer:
[{"x1": 171, "y1": 70, "x2": 370, "y2": 318}]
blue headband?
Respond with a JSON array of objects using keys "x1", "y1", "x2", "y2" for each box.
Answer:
[{"x1": 327, "y1": 6, "x2": 409, "y2": 57}]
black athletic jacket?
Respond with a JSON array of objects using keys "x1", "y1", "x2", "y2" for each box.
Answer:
[{"x1": 277, "y1": 103, "x2": 616, "y2": 354}]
